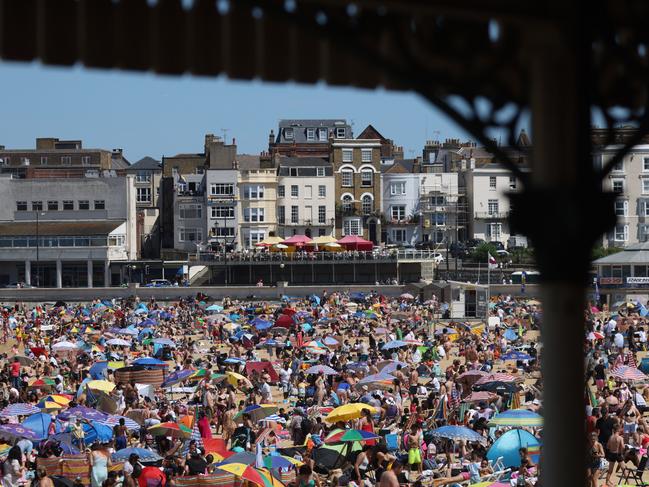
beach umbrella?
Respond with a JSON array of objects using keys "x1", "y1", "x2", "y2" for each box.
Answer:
[
  {"x1": 87, "y1": 380, "x2": 116, "y2": 393},
  {"x1": 473, "y1": 381, "x2": 521, "y2": 394},
  {"x1": 161, "y1": 369, "x2": 194, "y2": 388},
  {"x1": 27, "y1": 378, "x2": 55, "y2": 390},
  {"x1": 225, "y1": 371, "x2": 252, "y2": 388},
  {"x1": 382, "y1": 340, "x2": 408, "y2": 350},
  {"x1": 252, "y1": 318, "x2": 272, "y2": 330},
  {"x1": 112, "y1": 447, "x2": 162, "y2": 463},
  {"x1": 355, "y1": 372, "x2": 394, "y2": 390},
  {"x1": 325, "y1": 404, "x2": 377, "y2": 423},
  {"x1": 235, "y1": 404, "x2": 278, "y2": 422},
  {"x1": 101, "y1": 415, "x2": 141, "y2": 430},
  {"x1": 0, "y1": 424, "x2": 40, "y2": 441},
  {"x1": 324, "y1": 429, "x2": 380, "y2": 444},
  {"x1": 275, "y1": 314, "x2": 293, "y2": 328},
  {"x1": 488, "y1": 409, "x2": 543, "y2": 427},
  {"x1": 305, "y1": 365, "x2": 338, "y2": 376},
  {"x1": 132, "y1": 357, "x2": 167, "y2": 367},
  {"x1": 214, "y1": 463, "x2": 277, "y2": 487},
  {"x1": 148, "y1": 422, "x2": 192, "y2": 439},
  {"x1": 486, "y1": 429, "x2": 540, "y2": 468},
  {"x1": 400, "y1": 293, "x2": 415, "y2": 300},
  {"x1": 263, "y1": 455, "x2": 302, "y2": 469},
  {"x1": 106, "y1": 338, "x2": 132, "y2": 347},
  {"x1": 323, "y1": 337, "x2": 339, "y2": 346},
  {"x1": 59, "y1": 406, "x2": 108, "y2": 422},
  {"x1": 380, "y1": 361, "x2": 410, "y2": 375},
  {"x1": 52, "y1": 341, "x2": 78, "y2": 350},
  {"x1": 117, "y1": 327, "x2": 139, "y2": 336},
  {"x1": 83, "y1": 421, "x2": 113, "y2": 444},
  {"x1": 610, "y1": 366, "x2": 648, "y2": 382},
  {"x1": 463, "y1": 391, "x2": 500, "y2": 403},
  {"x1": 206, "y1": 304, "x2": 224, "y2": 312},
  {"x1": 22, "y1": 413, "x2": 57, "y2": 440},
  {"x1": 504, "y1": 329, "x2": 519, "y2": 341},
  {"x1": 152, "y1": 338, "x2": 176, "y2": 347},
  {"x1": 89, "y1": 361, "x2": 109, "y2": 380},
  {"x1": 501, "y1": 351, "x2": 532, "y2": 361},
  {"x1": 0, "y1": 403, "x2": 40, "y2": 417},
  {"x1": 429, "y1": 426, "x2": 486, "y2": 444},
  {"x1": 475, "y1": 373, "x2": 519, "y2": 386},
  {"x1": 13, "y1": 355, "x2": 34, "y2": 366}
]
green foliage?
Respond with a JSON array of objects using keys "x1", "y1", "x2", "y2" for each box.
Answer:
[
  {"x1": 592, "y1": 246, "x2": 623, "y2": 261},
  {"x1": 471, "y1": 242, "x2": 498, "y2": 263},
  {"x1": 510, "y1": 247, "x2": 535, "y2": 265}
]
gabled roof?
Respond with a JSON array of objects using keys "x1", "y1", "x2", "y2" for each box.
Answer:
[
  {"x1": 237, "y1": 154, "x2": 261, "y2": 170},
  {"x1": 127, "y1": 156, "x2": 161, "y2": 171},
  {"x1": 383, "y1": 159, "x2": 417, "y2": 173},
  {"x1": 357, "y1": 124, "x2": 387, "y2": 141}
]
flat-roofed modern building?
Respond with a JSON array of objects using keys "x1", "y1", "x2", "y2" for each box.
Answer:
[{"x1": 0, "y1": 175, "x2": 137, "y2": 287}]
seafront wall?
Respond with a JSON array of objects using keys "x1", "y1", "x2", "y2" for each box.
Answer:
[{"x1": 0, "y1": 283, "x2": 540, "y2": 302}]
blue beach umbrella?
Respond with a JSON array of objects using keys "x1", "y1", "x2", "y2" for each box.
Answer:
[
  {"x1": 487, "y1": 429, "x2": 541, "y2": 468},
  {"x1": 382, "y1": 340, "x2": 408, "y2": 350},
  {"x1": 501, "y1": 351, "x2": 533, "y2": 361},
  {"x1": 113, "y1": 447, "x2": 162, "y2": 463}
]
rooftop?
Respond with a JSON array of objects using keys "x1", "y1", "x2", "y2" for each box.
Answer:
[{"x1": 127, "y1": 156, "x2": 162, "y2": 171}]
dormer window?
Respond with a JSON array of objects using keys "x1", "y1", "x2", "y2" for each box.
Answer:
[
  {"x1": 318, "y1": 128, "x2": 327, "y2": 141},
  {"x1": 284, "y1": 128, "x2": 294, "y2": 140},
  {"x1": 336, "y1": 127, "x2": 346, "y2": 138},
  {"x1": 306, "y1": 128, "x2": 315, "y2": 141}
]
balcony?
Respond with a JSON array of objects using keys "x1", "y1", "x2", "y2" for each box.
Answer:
[
  {"x1": 278, "y1": 218, "x2": 333, "y2": 226},
  {"x1": 474, "y1": 211, "x2": 508, "y2": 219}
]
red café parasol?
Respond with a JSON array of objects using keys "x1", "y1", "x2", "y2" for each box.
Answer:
[{"x1": 337, "y1": 235, "x2": 374, "y2": 251}]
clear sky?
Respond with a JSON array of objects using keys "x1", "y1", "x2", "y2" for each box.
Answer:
[{"x1": 0, "y1": 61, "x2": 470, "y2": 163}]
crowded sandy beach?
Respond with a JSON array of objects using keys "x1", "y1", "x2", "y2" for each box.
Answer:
[{"x1": 0, "y1": 289, "x2": 623, "y2": 487}]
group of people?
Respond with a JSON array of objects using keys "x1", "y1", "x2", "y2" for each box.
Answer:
[{"x1": 0, "y1": 290, "x2": 544, "y2": 486}]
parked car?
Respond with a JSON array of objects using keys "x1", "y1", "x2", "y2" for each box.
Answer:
[
  {"x1": 497, "y1": 249, "x2": 510, "y2": 257},
  {"x1": 432, "y1": 253, "x2": 445, "y2": 264},
  {"x1": 491, "y1": 241, "x2": 505, "y2": 251},
  {"x1": 465, "y1": 238, "x2": 485, "y2": 251},
  {"x1": 415, "y1": 241, "x2": 438, "y2": 250},
  {"x1": 145, "y1": 279, "x2": 173, "y2": 287},
  {"x1": 449, "y1": 242, "x2": 468, "y2": 258},
  {"x1": 4, "y1": 282, "x2": 36, "y2": 288}
]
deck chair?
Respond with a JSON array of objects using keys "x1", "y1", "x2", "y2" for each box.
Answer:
[
  {"x1": 385, "y1": 433, "x2": 400, "y2": 452},
  {"x1": 619, "y1": 455, "x2": 649, "y2": 485}
]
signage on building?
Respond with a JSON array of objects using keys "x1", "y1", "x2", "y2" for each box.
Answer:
[
  {"x1": 626, "y1": 277, "x2": 649, "y2": 285},
  {"x1": 599, "y1": 277, "x2": 623, "y2": 285}
]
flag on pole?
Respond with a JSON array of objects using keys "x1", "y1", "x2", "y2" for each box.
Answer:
[{"x1": 488, "y1": 253, "x2": 498, "y2": 270}]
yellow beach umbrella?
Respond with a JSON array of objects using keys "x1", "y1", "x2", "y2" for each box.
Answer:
[
  {"x1": 86, "y1": 380, "x2": 115, "y2": 392},
  {"x1": 325, "y1": 403, "x2": 377, "y2": 423}
]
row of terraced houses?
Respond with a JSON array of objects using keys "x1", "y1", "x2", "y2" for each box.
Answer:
[{"x1": 0, "y1": 120, "x2": 642, "y2": 287}]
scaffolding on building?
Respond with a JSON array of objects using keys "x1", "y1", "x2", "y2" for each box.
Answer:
[{"x1": 418, "y1": 174, "x2": 467, "y2": 246}]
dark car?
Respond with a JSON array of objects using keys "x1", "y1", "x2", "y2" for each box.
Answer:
[
  {"x1": 449, "y1": 242, "x2": 468, "y2": 258},
  {"x1": 491, "y1": 241, "x2": 505, "y2": 251},
  {"x1": 415, "y1": 241, "x2": 438, "y2": 250},
  {"x1": 465, "y1": 238, "x2": 485, "y2": 251}
]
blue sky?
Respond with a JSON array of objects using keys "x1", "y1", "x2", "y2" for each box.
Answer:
[{"x1": 0, "y1": 61, "x2": 469, "y2": 162}]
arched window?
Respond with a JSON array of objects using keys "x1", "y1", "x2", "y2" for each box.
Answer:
[
  {"x1": 342, "y1": 194, "x2": 353, "y2": 212},
  {"x1": 362, "y1": 194, "x2": 373, "y2": 215}
]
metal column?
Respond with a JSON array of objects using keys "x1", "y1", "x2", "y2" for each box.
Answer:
[
  {"x1": 56, "y1": 260, "x2": 62, "y2": 289},
  {"x1": 24, "y1": 261, "x2": 31, "y2": 286},
  {"x1": 87, "y1": 260, "x2": 93, "y2": 288}
]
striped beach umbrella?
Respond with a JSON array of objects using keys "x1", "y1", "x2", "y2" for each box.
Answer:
[
  {"x1": 0, "y1": 403, "x2": 40, "y2": 417},
  {"x1": 325, "y1": 429, "x2": 379, "y2": 444},
  {"x1": 101, "y1": 415, "x2": 141, "y2": 430},
  {"x1": 488, "y1": 409, "x2": 543, "y2": 427},
  {"x1": 610, "y1": 366, "x2": 648, "y2": 382}
]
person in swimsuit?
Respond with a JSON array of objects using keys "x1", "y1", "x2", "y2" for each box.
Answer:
[
  {"x1": 587, "y1": 432, "x2": 605, "y2": 487},
  {"x1": 606, "y1": 425, "x2": 625, "y2": 486},
  {"x1": 295, "y1": 464, "x2": 320, "y2": 487}
]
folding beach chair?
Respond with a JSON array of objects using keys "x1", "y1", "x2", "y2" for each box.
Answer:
[{"x1": 619, "y1": 455, "x2": 649, "y2": 486}]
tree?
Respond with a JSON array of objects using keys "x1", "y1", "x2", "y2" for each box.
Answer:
[
  {"x1": 591, "y1": 246, "x2": 623, "y2": 261},
  {"x1": 471, "y1": 242, "x2": 498, "y2": 263}
]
